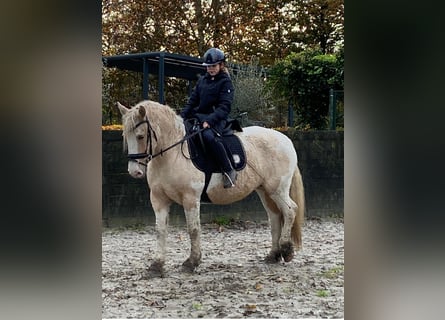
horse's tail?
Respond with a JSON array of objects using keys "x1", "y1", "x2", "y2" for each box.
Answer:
[{"x1": 290, "y1": 165, "x2": 305, "y2": 249}]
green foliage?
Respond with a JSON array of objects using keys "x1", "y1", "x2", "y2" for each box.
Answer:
[
  {"x1": 213, "y1": 216, "x2": 231, "y2": 226},
  {"x1": 191, "y1": 302, "x2": 203, "y2": 310},
  {"x1": 316, "y1": 290, "x2": 330, "y2": 297},
  {"x1": 228, "y1": 57, "x2": 276, "y2": 126},
  {"x1": 267, "y1": 48, "x2": 344, "y2": 129},
  {"x1": 319, "y1": 266, "x2": 343, "y2": 279}
]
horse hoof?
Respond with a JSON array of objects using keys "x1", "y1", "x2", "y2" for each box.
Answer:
[
  {"x1": 264, "y1": 250, "x2": 282, "y2": 264},
  {"x1": 147, "y1": 261, "x2": 165, "y2": 278},
  {"x1": 280, "y1": 242, "x2": 295, "y2": 262},
  {"x1": 182, "y1": 258, "x2": 199, "y2": 273}
]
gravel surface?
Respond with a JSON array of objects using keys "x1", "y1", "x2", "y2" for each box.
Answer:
[{"x1": 102, "y1": 219, "x2": 344, "y2": 319}]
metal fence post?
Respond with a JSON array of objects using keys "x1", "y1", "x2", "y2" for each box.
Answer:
[
  {"x1": 329, "y1": 88, "x2": 336, "y2": 130},
  {"x1": 288, "y1": 99, "x2": 294, "y2": 127}
]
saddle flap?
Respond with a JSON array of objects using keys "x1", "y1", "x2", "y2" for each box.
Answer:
[{"x1": 183, "y1": 118, "x2": 246, "y2": 174}]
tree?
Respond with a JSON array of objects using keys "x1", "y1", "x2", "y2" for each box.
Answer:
[
  {"x1": 228, "y1": 57, "x2": 274, "y2": 126},
  {"x1": 290, "y1": 0, "x2": 344, "y2": 54},
  {"x1": 102, "y1": 0, "x2": 344, "y2": 61},
  {"x1": 267, "y1": 48, "x2": 344, "y2": 129},
  {"x1": 102, "y1": 0, "x2": 344, "y2": 125}
]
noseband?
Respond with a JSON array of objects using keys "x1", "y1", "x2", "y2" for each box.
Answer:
[{"x1": 127, "y1": 116, "x2": 158, "y2": 167}]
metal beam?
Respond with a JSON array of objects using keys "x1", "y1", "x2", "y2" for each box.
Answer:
[
  {"x1": 158, "y1": 52, "x2": 165, "y2": 104},
  {"x1": 142, "y1": 58, "x2": 149, "y2": 99}
]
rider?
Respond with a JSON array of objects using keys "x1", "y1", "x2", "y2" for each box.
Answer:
[{"x1": 181, "y1": 48, "x2": 237, "y2": 188}]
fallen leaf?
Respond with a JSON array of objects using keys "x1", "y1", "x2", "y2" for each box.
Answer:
[
  {"x1": 243, "y1": 304, "x2": 257, "y2": 316},
  {"x1": 245, "y1": 304, "x2": 257, "y2": 311},
  {"x1": 148, "y1": 300, "x2": 165, "y2": 308}
]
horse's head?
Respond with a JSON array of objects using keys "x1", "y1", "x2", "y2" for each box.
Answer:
[{"x1": 117, "y1": 102, "x2": 155, "y2": 179}]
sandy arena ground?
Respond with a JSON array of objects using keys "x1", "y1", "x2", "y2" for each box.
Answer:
[{"x1": 102, "y1": 219, "x2": 344, "y2": 319}]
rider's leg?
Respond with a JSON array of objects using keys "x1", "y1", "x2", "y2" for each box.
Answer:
[{"x1": 202, "y1": 129, "x2": 237, "y2": 188}]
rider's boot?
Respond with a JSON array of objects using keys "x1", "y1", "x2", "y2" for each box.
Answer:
[{"x1": 211, "y1": 138, "x2": 237, "y2": 188}]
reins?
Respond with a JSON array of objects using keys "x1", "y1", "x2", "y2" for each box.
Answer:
[{"x1": 127, "y1": 117, "x2": 206, "y2": 167}]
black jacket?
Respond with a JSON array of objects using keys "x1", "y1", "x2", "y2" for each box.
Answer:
[{"x1": 181, "y1": 71, "x2": 234, "y2": 132}]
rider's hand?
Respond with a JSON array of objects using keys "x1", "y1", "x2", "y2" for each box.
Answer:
[{"x1": 202, "y1": 121, "x2": 210, "y2": 128}]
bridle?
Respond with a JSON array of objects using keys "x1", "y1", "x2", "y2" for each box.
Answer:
[
  {"x1": 126, "y1": 117, "x2": 157, "y2": 167},
  {"x1": 126, "y1": 116, "x2": 205, "y2": 167}
]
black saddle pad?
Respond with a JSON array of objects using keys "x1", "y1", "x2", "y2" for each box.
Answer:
[{"x1": 184, "y1": 119, "x2": 246, "y2": 174}]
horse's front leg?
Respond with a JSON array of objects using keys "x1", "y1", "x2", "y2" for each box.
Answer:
[
  {"x1": 148, "y1": 191, "x2": 171, "y2": 277},
  {"x1": 182, "y1": 196, "x2": 202, "y2": 273}
]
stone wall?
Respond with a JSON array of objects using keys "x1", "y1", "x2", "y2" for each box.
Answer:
[{"x1": 102, "y1": 130, "x2": 343, "y2": 227}]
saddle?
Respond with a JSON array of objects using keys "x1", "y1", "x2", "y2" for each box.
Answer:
[
  {"x1": 184, "y1": 117, "x2": 246, "y2": 173},
  {"x1": 183, "y1": 117, "x2": 246, "y2": 202}
]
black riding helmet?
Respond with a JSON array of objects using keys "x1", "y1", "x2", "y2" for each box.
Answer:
[{"x1": 202, "y1": 48, "x2": 225, "y2": 66}]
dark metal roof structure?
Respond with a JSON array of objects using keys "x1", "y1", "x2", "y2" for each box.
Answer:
[{"x1": 102, "y1": 51, "x2": 206, "y2": 103}]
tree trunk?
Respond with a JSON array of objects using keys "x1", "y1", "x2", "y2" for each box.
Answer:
[{"x1": 194, "y1": 0, "x2": 206, "y2": 56}]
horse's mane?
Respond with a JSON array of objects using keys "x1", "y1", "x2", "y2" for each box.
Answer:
[{"x1": 123, "y1": 100, "x2": 181, "y2": 131}]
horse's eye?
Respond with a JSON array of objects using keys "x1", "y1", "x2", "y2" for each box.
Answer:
[{"x1": 137, "y1": 135, "x2": 144, "y2": 140}]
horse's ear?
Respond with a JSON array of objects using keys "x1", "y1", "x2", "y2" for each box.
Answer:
[
  {"x1": 117, "y1": 102, "x2": 129, "y2": 115},
  {"x1": 138, "y1": 106, "x2": 146, "y2": 117}
]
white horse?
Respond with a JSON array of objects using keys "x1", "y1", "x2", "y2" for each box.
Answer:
[{"x1": 117, "y1": 100, "x2": 305, "y2": 276}]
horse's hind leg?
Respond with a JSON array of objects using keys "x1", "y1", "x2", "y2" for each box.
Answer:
[
  {"x1": 258, "y1": 181, "x2": 298, "y2": 263},
  {"x1": 256, "y1": 189, "x2": 283, "y2": 263},
  {"x1": 271, "y1": 192, "x2": 298, "y2": 262},
  {"x1": 182, "y1": 197, "x2": 202, "y2": 273}
]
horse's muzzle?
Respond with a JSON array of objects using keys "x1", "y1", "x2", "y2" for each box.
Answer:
[{"x1": 128, "y1": 165, "x2": 146, "y2": 179}]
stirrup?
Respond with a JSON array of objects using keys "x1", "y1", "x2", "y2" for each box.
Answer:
[{"x1": 223, "y1": 170, "x2": 237, "y2": 188}]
